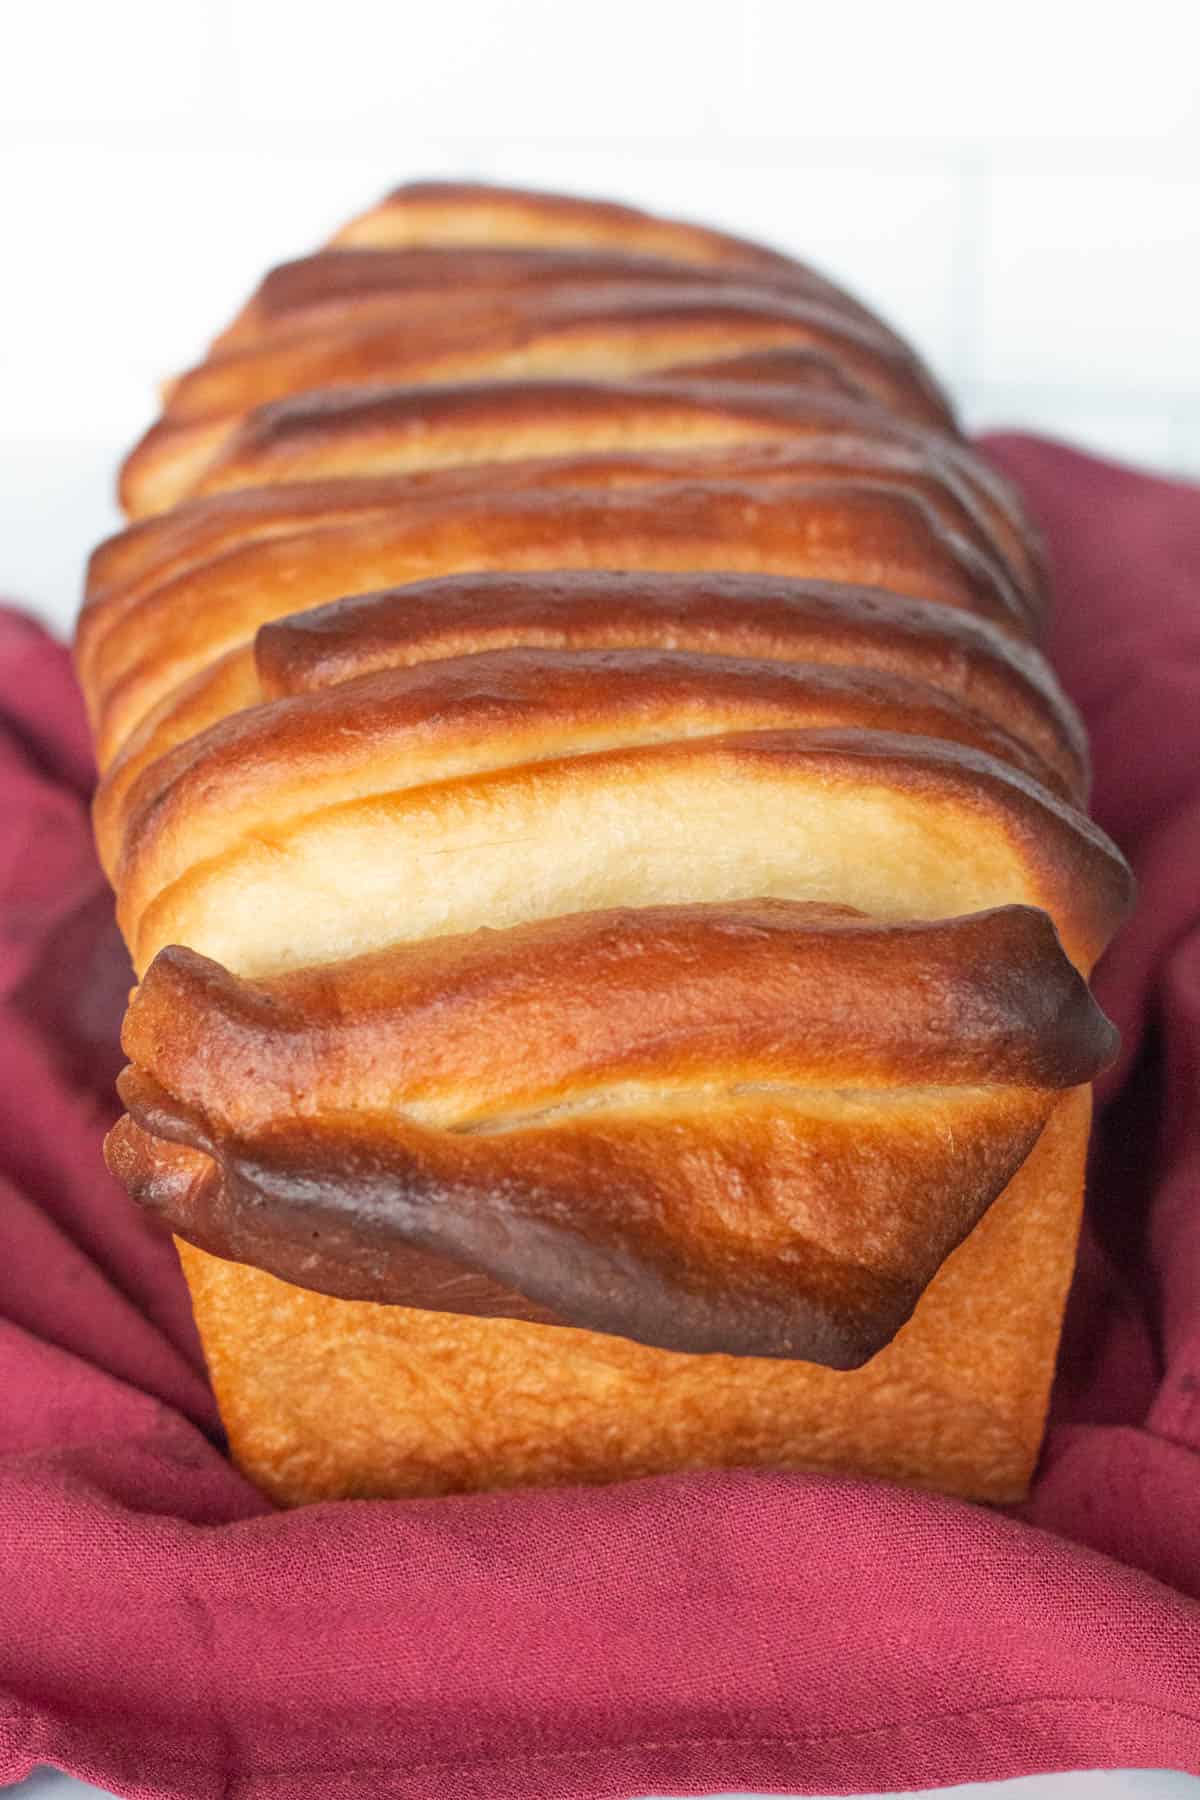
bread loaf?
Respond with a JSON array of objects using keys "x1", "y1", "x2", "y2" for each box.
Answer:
[{"x1": 80, "y1": 180, "x2": 1132, "y2": 1507}]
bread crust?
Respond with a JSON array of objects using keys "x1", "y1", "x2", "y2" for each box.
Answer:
[
  {"x1": 109, "y1": 906, "x2": 1113, "y2": 1365},
  {"x1": 209, "y1": 245, "x2": 885, "y2": 355},
  {"x1": 89, "y1": 477, "x2": 1035, "y2": 764},
  {"x1": 169, "y1": 1087, "x2": 1094, "y2": 1505}
]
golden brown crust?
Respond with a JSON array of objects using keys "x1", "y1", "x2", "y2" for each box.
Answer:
[
  {"x1": 92, "y1": 435, "x2": 1036, "y2": 612},
  {"x1": 210, "y1": 245, "x2": 884, "y2": 354},
  {"x1": 123, "y1": 902, "x2": 1116, "y2": 1126},
  {"x1": 108, "y1": 904, "x2": 1114, "y2": 1365},
  {"x1": 119, "y1": 376, "x2": 972, "y2": 521},
  {"x1": 105, "y1": 1089, "x2": 1050, "y2": 1367},
  {"x1": 255, "y1": 572, "x2": 1081, "y2": 782},
  {"x1": 328, "y1": 179, "x2": 808, "y2": 268},
  {"x1": 87, "y1": 478, "x2": 1034, "y2": 766},
  {"x1": 113, "y1": 646, "x2": 1075, "y2": 922},
  {"x1": 89, "y1": 573, "x2": 1083, "y2": 885},
  {"x1": 168, "y1": 285, "x2": 953, "y2": 439},
  {"x1": 81, "y1": 433, "x2": 1042, "y2": 696}
]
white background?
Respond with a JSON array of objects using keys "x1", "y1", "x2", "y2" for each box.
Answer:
[
  {"x1": 2, "y1": 0, "x2": 1199, "y2": 635},
  {"x1": 3, "y1": 3, "x2": 1199, "y2": 1794}
]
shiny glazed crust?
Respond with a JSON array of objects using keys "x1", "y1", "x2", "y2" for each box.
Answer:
[
  {"x1": 208, "y1": 245, "x2": 888, "y2": 356},
  {"x1": 79, "y1": 179, "x2": 1133, "y2": 1503},
  {"x1": 108, "y1": 903, "x2": 1112, "y2": 1365}
]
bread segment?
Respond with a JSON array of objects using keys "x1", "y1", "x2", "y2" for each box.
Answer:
[
  {"x1": 167, "y1": 285, "x2": 953, "y2": 436},
  {"x1": 327, "y1": 179, "x2": 816, "y2": 268},
  {"x1": 120, "y1": 377, "x2": 989, "y2": 522},
  {"x1": 255, "y1": 572, "x2": 1079, "y2": 775},
  {"x1": 82, "y1": 432, "x2": 1042, "y2": 691},
  {"x1": 89, "y1": 573, "x2": 1082, "y2": 885},
  {"x1": 89, "y1": 477, "x2": 1033, "y2": 764},
  {"x1": 109, "y1": 903, "x2": 1113, "y2": 1367},
  {"x1": 209, "y1": 245, "x2": 885, "y2": 355}
]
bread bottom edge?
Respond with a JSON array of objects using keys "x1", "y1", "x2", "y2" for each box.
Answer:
[{"x1": 177, "y1": 1085, "x2": 1091, "y2": 1508}]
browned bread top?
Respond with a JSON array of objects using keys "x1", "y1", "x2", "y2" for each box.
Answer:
[
  {"x1": 86, "y1": 571, "x2": 1083, "y2": 896},
  {"x1": 172, "y1": 283, "x2": 952, "y2": 432},
  {"x1": 120, "y1": 373, "x2": 966, "y2": 521},
  {"x1": 210, "y1": 244, "x2": 884, "y2": 355},
  {"x1": 87, "y1": 475, "x2": 1036, "y2": 770},
  {"x1": 118, "y1": 721, "x2": 1131, "y2": 987},
  {"x1": 83, "y1": 432, "x2": 1041, "y2": 676},
  {"x1": 132, "y1": 183, "x2": 952, "y2": 525},
  {"x1": 108, "y1": 900, "x2": 1117, "y2": 1367},
  {"x1": 254, "y1": 571, "x2": 1082, "y2": 783},
  {"x1": 326, "y1": 179, "x2": 810, "y2": 267},
  {"x1": 110, "y1": 645, "x2": 1075, "y2": 925}
]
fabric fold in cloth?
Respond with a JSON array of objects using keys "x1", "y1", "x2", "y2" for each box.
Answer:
[{"x1": 1, "y1": 434, "x2": 1198, "y2": 1800}]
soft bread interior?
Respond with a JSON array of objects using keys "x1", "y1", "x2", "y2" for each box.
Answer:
[
  {"x1": 90, "y1": 581, "x2": 1084, "y2": 881},
  {"x1": 125, "y1": 732, "x2": 1124, "y2": 979},
  {"x1": 111, "y1": 647, "x2": 1068, "y2": 915}
]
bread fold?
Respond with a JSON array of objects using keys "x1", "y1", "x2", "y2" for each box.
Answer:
[{"x1": 109, "y1": 901, "x2": 1113, "y2": 1366}]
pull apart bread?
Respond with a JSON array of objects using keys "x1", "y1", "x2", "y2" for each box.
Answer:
[{"x1": 79, "y1": 181, "x2": 1133, "y2": 1507}]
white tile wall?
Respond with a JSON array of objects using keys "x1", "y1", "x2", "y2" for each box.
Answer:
[
  {"x1": 2, "y1": 0, "x2": 1198, "y2": 634},
  {"x1": 0, "y1": 0, "x2": 236, "y2": 126},
  {"x1": 731, "y1": 1, "x2": 1200, "y2": 147},
  {"x1": 229, "y1": 0, "x2": 728, "y2": 141}
]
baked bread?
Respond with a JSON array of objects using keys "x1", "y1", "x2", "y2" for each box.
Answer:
[{"x1": 79, "y1": 179, "x2": 1132, "y2": 1507}]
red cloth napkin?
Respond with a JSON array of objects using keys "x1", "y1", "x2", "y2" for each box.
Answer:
[{"x1": 2, "y1": 435, "x2": 1199, "y2": 1800}]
